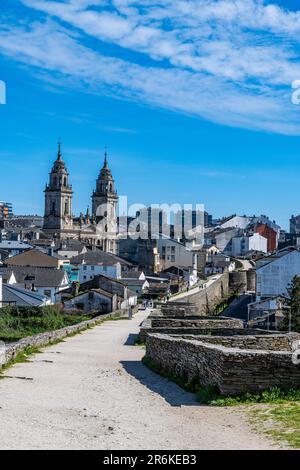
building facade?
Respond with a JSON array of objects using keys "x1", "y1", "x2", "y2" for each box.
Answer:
[
  {"x1": 290, "y1": 215, "x2": 300, "y2": 234},
  {"x1": 0, "y1": 201, "x2": 13, "y2": 220},
  {"x1": 44, "y1": 143, "x2": 73, "y2": 231},
  {"x1": 256, "y1": 248, "x2": 300, "y2": 300},
  {"x1": 43, "y1": 144, "x2": 119, "y2": 254}
]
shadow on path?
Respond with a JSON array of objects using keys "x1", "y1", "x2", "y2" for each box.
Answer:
[
  {"x1": 124, "y1": 333, "x2": 139, "y2": 346},
  {"x1": 121, "y1": 360, "x2": 198, "y2": 407}
]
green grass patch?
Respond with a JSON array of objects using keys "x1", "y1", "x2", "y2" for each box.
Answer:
[
  {"x1": 249, "y1": 403, "x2": 300, "y2": 448},
  {"x1": 0, "y1": 305, "x2": 98, "y2": 343},
  {"x1": 0, "y1": 345, "x2": 42, "y2": 377}
]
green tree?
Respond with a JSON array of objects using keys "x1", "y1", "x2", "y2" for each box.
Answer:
[{"x1": 282, "y1": 275, "x2": 300, "y2": 332}]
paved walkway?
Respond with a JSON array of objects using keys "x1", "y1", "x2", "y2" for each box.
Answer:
[{"x1": 0, "y1": 311, "x2": 278, "y2": 449}]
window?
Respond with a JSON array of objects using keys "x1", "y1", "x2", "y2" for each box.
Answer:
[
  {"x1": 44, "y1": 290, "x2": 51, "y2": 297},
  {"x1": 171, "y1": 246, "x2": 175, "y2": 253},
  {"x1": 91, "y1": 266, "x2": 95, "y2": 271},
  {"x1": 83, "y1": 265, "x2": 87, "y2": 271},
  {"x1": 171, "y1": 255, "x2": 175, "y2": 262}
]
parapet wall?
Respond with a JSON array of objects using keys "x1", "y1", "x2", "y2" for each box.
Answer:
[
  {"x1": 139, "y1": 316, "x2": 244, "y2": 342},
  {"x1": 150, "y1": 317, "x2": 244, "y2": 329},
  {"x1": 180, "y1": 333, "x2": 299, "y2": 351},
  {"x1": 145, "y1": 332, "x2": 300, "y2": 395},
  {"x1": 165, "y1": 273, "x2": 230, "y2": 315}
]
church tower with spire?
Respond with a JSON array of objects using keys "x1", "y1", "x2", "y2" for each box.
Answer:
[
  {"x1": 43, "y1": 143, "x2": 73, "y2": 232},
  {"x1": 92, "y1": 151, "x2": 118, "y2": 253}
]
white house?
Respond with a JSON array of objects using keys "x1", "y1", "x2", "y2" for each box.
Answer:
[
  {"x1": 121, "y1": 278, "x2": 150, "y2": 296},
  {"x1": 157, "y1": 237, "x2": 196, "y2": 270},
  {"x1": 64, "y1": 288, "x2": 117, "y2": 313},
  {"x1": 256, "y1": 247, "x2": 300, "y2": 300},
  {"x1": 231, "y1": 233, "x2": 268, "y2": 257},
  {"x1": 0, "y1": 266, "x2": 70, "y2": 304},
  {"x1": 78, "y1": 261, "x2": 121, "y2": 283},
  {"x1": 0, "y1": 274, "x2": 51, "y2": 307}
]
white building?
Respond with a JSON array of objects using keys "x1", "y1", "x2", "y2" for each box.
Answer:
[
  {"x1": 157, "y1": 238, "x2": 196, "y2": 270},
  {"x1": 231, "y1": 233, "x2": 268, "y2": 257},
  {"x1": 219, "y1": 214, "x2": 280, "y2": 232},
  {"x1": 79, "y1": 261, "x2": 121, "y2": 283},
  {"x1": 256, "y1": 248, "x2": 300, "y2": 300},
  {"x1": 0, "y1": 267, "x2": 70, "y2": 304}
]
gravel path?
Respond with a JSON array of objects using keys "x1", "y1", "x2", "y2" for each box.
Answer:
[{"x1": 0, "y1": 311, "x2": 278, "y2": 450}]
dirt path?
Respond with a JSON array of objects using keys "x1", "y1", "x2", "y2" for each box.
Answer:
[{"x1": 0, "y1": 311, "x2": 278, "y2": 450}]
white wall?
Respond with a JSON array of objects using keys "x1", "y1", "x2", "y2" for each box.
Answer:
[
  {"x1": 249, "y1": 233, "x2": 268, "y2": 253},
  {"x1": 157, "y1": 239, "x2": 194, "y2": 269},
  {"x1": 79, "y1": 262, "x2": 121, "y2": 283},
  {"x1": 231, "y1": 233, "x2": 267, "y2": 257},
  {"x1": 256, "y1": 250, "x2": 300, "y2": 299}
]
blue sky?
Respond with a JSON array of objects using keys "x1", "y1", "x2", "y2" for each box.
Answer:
[{"x1": 0, "y1": 0, "x2": 300, "y2": 229}]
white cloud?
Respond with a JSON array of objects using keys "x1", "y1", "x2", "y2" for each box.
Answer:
[{"x1": 0, "y1": 1, "x2": 299, "y2": 134}]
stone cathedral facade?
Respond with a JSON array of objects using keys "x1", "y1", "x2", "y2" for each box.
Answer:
[{"x1": 43, "y1": 144, "x2": 119, "y2": 254}]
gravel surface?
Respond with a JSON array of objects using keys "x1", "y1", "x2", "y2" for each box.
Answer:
[{"x1": 0, "y1": 310, "x2": 278, "y2": 450}]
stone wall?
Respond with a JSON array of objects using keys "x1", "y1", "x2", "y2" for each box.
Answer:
[
  {"x1": 179, "y1": 333, "x2": 299, "y2": 351},
  {"x1": 139, "y1": 316, "x2": 244, "y2": 342},
  {"x1": 2, "y1": 309, "x2": 129, "y2": 367},
  {"x1": 145, "y1": 332, "x2": 300, "y2": 395},
  {"x1": 166, "y1": 273, "x2": 230, "y2": 315},
  {"x1": 150, "y1": 317, "x2": 244, "y2": 329}
]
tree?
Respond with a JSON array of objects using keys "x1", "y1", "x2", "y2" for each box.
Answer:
[{"x1": 282, "y1": 275, "x2": 300, "y2": 332}]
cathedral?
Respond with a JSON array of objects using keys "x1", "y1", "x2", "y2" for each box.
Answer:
[{"x1": 43, "y1": 143, "x2": 119, "y2": 254}]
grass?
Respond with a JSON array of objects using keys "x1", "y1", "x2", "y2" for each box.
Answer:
[
  {"x1": 0, "y1": 345, "x2": 42, "y2": 377},
  {"x1": 0, "y1": 306, "x2": 95, "y2": 343},
  {"x1": 249, "y1": 403, "x2": 300, "y2": 449}
]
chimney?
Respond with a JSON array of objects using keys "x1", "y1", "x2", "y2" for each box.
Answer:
[{"x1": 48, "y1": 247, "x2": 54, "y2": 257}]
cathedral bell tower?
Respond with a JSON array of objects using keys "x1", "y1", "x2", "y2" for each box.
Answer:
[
  {"x1": 92, "y1": 151, "x2": 118, "y2": 253},
  {"x1": 43, "y1": 143, "x2": 73, "y2": 231},
  {"x1": 92, "y1": 151, "x2": 118, "y2": 223}
]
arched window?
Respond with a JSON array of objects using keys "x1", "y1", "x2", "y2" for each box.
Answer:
[{"x1": 64, "y1": 177, "x2": 67, "y2": 186}]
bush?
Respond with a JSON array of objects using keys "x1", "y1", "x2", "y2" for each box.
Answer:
[{"x1": 0, "y1": 305, "x2": 93, "y2": 342}]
